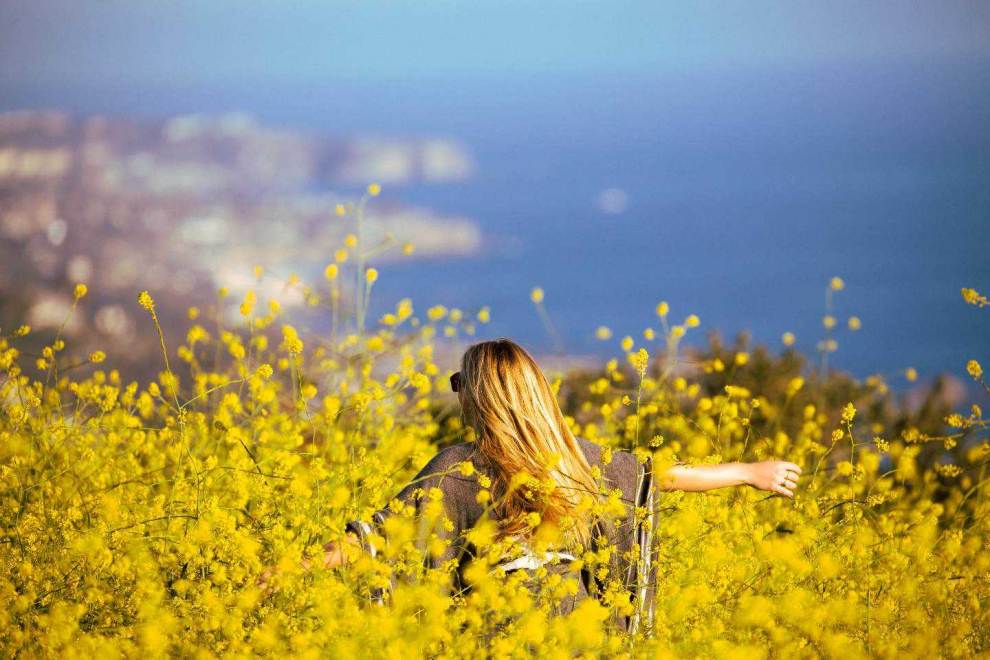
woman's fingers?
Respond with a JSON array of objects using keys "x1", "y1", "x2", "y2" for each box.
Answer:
[
  {"x1": 783, "y1": 462, "x2": 803, "y2": 474},
  {"x1": 774, "y1": 484, "x2": 795, "y2": 497},
  {"x1": 783, "y1": 478, "x2": 797, "y2": 489}
]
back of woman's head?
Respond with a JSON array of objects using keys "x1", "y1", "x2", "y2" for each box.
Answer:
[{"x1": 458, "y1": 338, "x2": 599, "y2": 547}]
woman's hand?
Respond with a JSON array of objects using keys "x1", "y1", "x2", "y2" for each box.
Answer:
[{"x1": 745, "y1": 460, "x2": 803, "y2": 497}]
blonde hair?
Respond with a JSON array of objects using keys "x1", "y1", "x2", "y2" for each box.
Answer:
[{"x1": 458, "y1": 338, "x2": 600, "y2": 548}]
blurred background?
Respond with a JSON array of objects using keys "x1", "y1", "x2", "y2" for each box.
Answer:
[{"x1": 0, "y1": 1, "x2": 988, "y2": 387}]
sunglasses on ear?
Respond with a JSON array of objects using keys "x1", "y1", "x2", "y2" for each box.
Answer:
[{"x1": 450, "y1": 371, "x2": 462, "y2": 393}]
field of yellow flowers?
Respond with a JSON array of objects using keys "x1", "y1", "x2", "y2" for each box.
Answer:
[{"x1": 2, "y1": 190, "x2": 988, "y2": 658}]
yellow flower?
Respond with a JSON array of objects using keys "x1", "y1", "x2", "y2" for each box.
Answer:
[
  {"x1": 367, "y1": 183, "x2": 381, "y2": 196},
  {"x1": 656, "y1": 301, "x2": 669, "y2": 317},
  {"x1": 366, "y1": 267, "x2": 378, "y2": 284},
  {"x1": 643, "y1": 327, "x2": 656, "y2": 341},
  {"x1": 459, "y1": 461, "x2": 475, "y2": 477},
  {"x1": 830, "y1": 276, "x2": 845, "y2": 291},
  {"x1": 402, "y1": 242, "x2": 415, "y2": 255},
  {"x1": 239, "y1": 290, "x2": 256, "y2": 317},
  {"x1": 335, "y1": 203, "x2": 347, "y2": 216},
  {"x1": 847, "y1": 316, "x2": 862, "y2": 331},
  {"x1": 905, "y1": 367, "x2": 918, "y2": 382},
  {"x1": 345, "y1": 234, "x2": 358, "y2": 248},
  {"x1": 187, "y1": 306, "x2": 200, "y2": 320},
  {"x1": 281, "y1": 325, "x2": 304, "y2": 354},
  {"x1": 73, "y1": 283, "x2": 88, "y2": 300},
  {"x1": 324, "y1": 264, "x2": 338, "y2": 280},
  {"x1": 15, "y1": 324, "x2": 31, "y2": 336},
  {"x1": 595, "y1": 326, "x2": 612, "y2": 341},
  {"x1": 477, "y1": 306, "x2": 491, "y2": 323},
  {"x1": 530, "y1": 287, "x2": 544, "y2": 304},
  {"x1": 786, "y1": 377, "x2": 804, "y2": 397},
  {"x1": 628, "y1": 348, "x2": 649, "y2": 377},
  {"x1": 137, "y1": 291, "x2": 155, "y2": 313},
  {"x1": 735, "y1": 352, "x2": 749, "y2": 366},
  {"x1": 961, "y1": 287, "x2": 989, "y2": 307},
  {"x1": 670, "y1": 325, "x2": 685, "y2": 339},
  {"x1": 967, "y1": 359, "x2": 983, "y2": 380},
  {"x1": 334, "y1": 248, "x2": 348, "y2": 263},
  {"x1": 782, "y1": 331, "x2": 796, "y2": 347},
  {"x1": 684, "y1": 314, "x2": 700, "y2": 328},
  {"x1": 620, "y1": 336, "x2": 634, "y2": 352},
  {"x1": 823, "y1": 315, "x2": 836, "y2": 329},
  {"x1": 842, "y1": 402, "x2": 856, "y2": 423},
  {"x1": 89, "y1": 351, "x2": 106, "y2": 364},
  {"x1": 255, "y1": 364, "x2": 274, "y2": 379}
]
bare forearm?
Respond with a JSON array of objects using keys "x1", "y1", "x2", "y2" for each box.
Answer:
[
  {"x1": 658, "y1": 459, "x2": 803, "y2": 497},
  {"x1": 658, "y1": 462, "x2": 751, "y2": 492}
]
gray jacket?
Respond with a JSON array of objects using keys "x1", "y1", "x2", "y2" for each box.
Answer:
[{"x1": 346, "y1": 436, "x2": 657, "y2": 632}]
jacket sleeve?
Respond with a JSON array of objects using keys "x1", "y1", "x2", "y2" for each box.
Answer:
[{"x1": 344, "y1": 446, "x2": 480, "y2": 565}]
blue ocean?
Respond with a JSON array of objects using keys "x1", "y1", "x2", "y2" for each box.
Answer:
[{"x1": 4, "y1": 59, "x2": 989, "y2": 383}]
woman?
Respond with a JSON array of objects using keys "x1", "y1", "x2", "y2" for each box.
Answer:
[{"x1": 316, "y1": 338, "x2": 801, "y2": 630}]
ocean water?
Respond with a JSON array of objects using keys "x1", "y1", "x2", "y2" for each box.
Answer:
[{"x1": 3, "y1": 60, "x2": 989, "y2": 383}]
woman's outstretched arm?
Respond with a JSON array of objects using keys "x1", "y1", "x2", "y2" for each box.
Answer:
[{"x1": 657, "y1": 460, "x2": 802, "y2": 497}]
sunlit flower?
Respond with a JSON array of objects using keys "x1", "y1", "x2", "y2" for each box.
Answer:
[
  {"x1": 830, "y1": 276, "x2": 845, "y2": 291},
  {"x1": 967, "y1": 359, "x2": 983, "y2": 380},
  {"x1": 73, "y1": 283, "x2": 88, "y2": 300},
  {"x1": 847, "y1": 316, "x2": 862, "y2": 331},
  {"x1": 596, "y1": 326, "x2": 612, "y2": 341},
  {"x1": 530, "y1": 287, "x2": 544, "y2": 304},
  {"x1": 367, "y1": 183, "x2": 381, "y2": 196},
  {"x1": 366, "y1": 267, "x2": 379, "y2": 284},
  {"x1": 961, "y1": 287, "x2": 989, "y2": 307},
  {"x1": 137, "y1": 291, "x2": 155, "y2": 313}
]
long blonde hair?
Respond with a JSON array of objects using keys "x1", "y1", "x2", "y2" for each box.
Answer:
[{"x1": 458, "y1": 338, "x2": 600, "y2": 548}]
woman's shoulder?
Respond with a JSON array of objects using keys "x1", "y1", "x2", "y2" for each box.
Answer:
[
  {"x1": 421, "y1": 442, "x2": 492, "y2": 475},
  {"x1": 574, "y1": 436, "x2": 641, "y2": 500}
]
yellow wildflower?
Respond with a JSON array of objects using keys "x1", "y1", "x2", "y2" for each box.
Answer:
[
  {"x1": 967, "y1": 359, "x2": 983, "y2": 380},
  {"x1": 137, "y1": 291, "x2": 155, "y2": 313}
]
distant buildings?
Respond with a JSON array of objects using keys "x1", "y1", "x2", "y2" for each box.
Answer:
[{"x1": 0, "y1": 111, "x2": 481, "y2": 376}]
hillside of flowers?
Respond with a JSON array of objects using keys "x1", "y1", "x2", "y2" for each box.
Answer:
[{"x1": 2, "y1": 188, "x2": 988, "y2": 658}]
